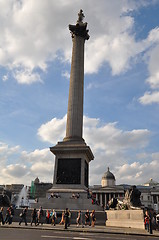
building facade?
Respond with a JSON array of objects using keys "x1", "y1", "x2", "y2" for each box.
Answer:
[{"x1": 91, "y1": 168, "x2": 159, "y2": 212}]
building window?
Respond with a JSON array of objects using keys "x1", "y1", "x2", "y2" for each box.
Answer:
[{"x1": 148, "y1": 196, "x2": 150, "y2": 201}]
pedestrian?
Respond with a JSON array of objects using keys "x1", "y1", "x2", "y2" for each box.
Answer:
[
  {"x1": 4, "y1": 207, "x2": 11, "y2": 224},
  {"x1": 90, "y1": 210, "x2": 96, "y2": 227},
  {"x1": 19, "y1": 207, "x2": 28, "y2": 226},
  {"x1": 37, "y1": 206, "x2": 44, "y2": 225},
  {"x1": 59, "y1": 211, "x2": 65, "y2": 225},
  {"x1": 149, "y1": 209, "x2": 153, "y2": 234},
  {"x1": 64, "y1": 208, "x2": 69, "y2": 229},
  {"x1": 85, "y1": 209, "x2": 91, "y2": 226},
  {"x1": 144, "y1": 210, "x2": 149, "y2": 232},
  {"x1": 68, "y1": 209, "x2": 71, "y2": 226},
  {"x1": 46, "y1": 210, "x2": 50, "y2": 224},
  {"x1": 152, "y1": 212, "x2": 157, "y2": 230},
  {"x1": 31, "y1": 208, "x2": 37, "y2": 226},
  {"x1": 76, "y1": 210, "x2": 81, "y2": 227},
  {"x1": 10, "y1": 206, "x2": 14, "y2": 224},
  {"x1": 0, "y1": 207, "x2": 4, "y2": 225},
  {"x1": 51, "y1": 209, "x2": 57, "y2": 226}
]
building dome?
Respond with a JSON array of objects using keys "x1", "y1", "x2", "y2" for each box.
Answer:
[
  {"x1": 102, "y1": 167, "x2": 115, "y2": 180},
  {"x1": 144, "y1": 178, "x2": 158, "y2": 186},
  {"x1": 101, "y1": 167, "x2": 116, "y2": 187}
]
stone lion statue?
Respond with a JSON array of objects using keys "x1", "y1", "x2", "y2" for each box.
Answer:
[{"x1": 123, "y1": 185, "x2": 141, "y2": 209}]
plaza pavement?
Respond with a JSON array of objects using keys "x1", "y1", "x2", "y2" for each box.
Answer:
[{"x1": 1, "y1": 222, "x2": 159, "y2": 238}]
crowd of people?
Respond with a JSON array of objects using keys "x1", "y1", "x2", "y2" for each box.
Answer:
[
  {"x1": 76, "y1": 209, "x2": 96, "y2": 227},
  {"x1": 0, "y1": 206, "x2": 97, "y2": 229},
  {"x1": 0, "y1": 206, "x2": 14, "y2": 225},
  {"x1": 1, "y1": 205, "x2": 159, "y2": 234}
]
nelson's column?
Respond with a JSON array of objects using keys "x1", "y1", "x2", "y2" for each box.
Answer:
[{"x1": 48, "y1": 10, "x2": 95, "y2": 209}]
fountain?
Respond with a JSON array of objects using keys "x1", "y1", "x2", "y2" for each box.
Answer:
[{"x1": 16, "y1": 186, "x2": 29, "y2": 208}]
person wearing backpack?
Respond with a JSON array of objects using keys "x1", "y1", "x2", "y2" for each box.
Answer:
[{"x1": 19, "y1": 207, "x2": 28, "y2": 226}]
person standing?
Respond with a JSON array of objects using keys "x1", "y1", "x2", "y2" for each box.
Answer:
[
  {"x1": 64, "y1": 208, "x2": 69, "y2": 229},
  {"x1": 68, "y1": 209, "x2": 71, "y2": 226},
  {"x1": 0, "y1": 207, "x2": 4, "y2": 225},
  {"x1": 90, "y1": 210, "x2": 96, "y2": 227},
  {"x1": 4, "y1": 207, "x2": 11, "y2": 224},
  {"x1": 149, "y1": 209, "x2": 153, "y2": 234},
  {"x1": 51, "y1": 209, "x2": 57, "y2": 226},
  {"x1": 85, "y1": 210, "x2": 90, "y2": 226},
  {"x1": 37, "y1": 206, "x2": 44, "y2": 225},
  {"x1": 144, "y1": 210, "x2": 149, "y2": 232},
  {"x1": 10, "y1": 206, "x2": 14, "y2": 224},
  {"x1": 31, "y1": 208, "x2": 37, "y2": 226},
  {"x1": 76, "y1": 210, "x2": 81, "y2": 227},
  {"x1": 19, "y1": 207, "x2": 28, "y2": 226},
  {"x1": 46, "y1": 210, "x2": 50, "y2": 224},
  {"x1": 59, "y1": 211, "x2": 65, "y2": 225}
]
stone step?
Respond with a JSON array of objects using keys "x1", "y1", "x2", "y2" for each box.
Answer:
[{"x1": 31, "y1": 197, "x2": 102, "y2": 211}]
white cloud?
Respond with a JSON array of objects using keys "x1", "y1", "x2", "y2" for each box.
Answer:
[
  {"x1": 38, "y1": 116, "x2": 150, "y2": 152},
  {"x1": 147, "y1": 27, "x2": 159, "y2": 43},
  {"x1": 139, "y1": 91, "x2": 159, "y2": 105},
  {"x1": 0, "y1": 142, "x2": 54, "y2": 185},
  {"x1": 85, "y1": 32, "x2": 144, "y2": 75},
  {"x1": 2, "y1": 75, "x2": 8, "y2": 81},
  {"x1": 0, "y1": 0, "x2": 71, "y2": 84},
  {"x1": 139, "y1": 28, "x2": 159, "y2": 104},
  {"x1": 0, "y1": 142, "x2": 20, "y2": 156},
  {"x1": 0, "y1": 0, "x2": 157, "y2": 84},
  {"x1": 83, "y1": 117, "x2": 150, "y2": 153},
  {"x1": 145, "y1": 43, "x2": 159, "y2": 91},
  {"x1": 37, "y1": 115, "x2": 66, "y2": 144},
  {"x1": 13, "y1": 69, "x2": 43, "y2": 84},
  {"x1": 115, "y1": 160, "x2": 159, "y2": 185},
  {"x1": 31, "y1": 161, "x2": 53, "y2": 178},
  {"x1": 2, "y1": 164, "x2": 29, "y2": 178}
]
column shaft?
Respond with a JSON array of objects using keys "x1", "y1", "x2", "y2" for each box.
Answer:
[{"x1": 64, "y1": 36, "x2": 85, "y2": 142}]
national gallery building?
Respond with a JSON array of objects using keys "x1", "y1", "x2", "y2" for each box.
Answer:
[{"x1": 90, "y1": 167, "x2": 159, "y2": 212}]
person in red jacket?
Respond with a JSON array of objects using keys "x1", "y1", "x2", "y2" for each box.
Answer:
[{"x1": 144, "y1": 210, "x2": 150, "y2": 232}]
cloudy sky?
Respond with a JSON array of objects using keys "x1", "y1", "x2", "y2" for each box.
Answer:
[{"x1": 1, "y1": 0, "x2": 159, "y2": 187}]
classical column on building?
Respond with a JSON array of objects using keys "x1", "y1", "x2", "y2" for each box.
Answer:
[
  {"x1": 105, "y1": 194, "x2": 107, "y2": 205},
  {"x1": 49, "y1": 10, "x2": 94, "y2": 201}
]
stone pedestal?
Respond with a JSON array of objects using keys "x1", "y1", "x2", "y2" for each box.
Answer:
[
  {"x1": 50, "y1": 140, "x2": 93, "y2": 190},
  {"x1": 105, "y1": 210, "x2": 145, "y2": 229},
  {"x1": 48, "y1": 141, "x2": 94, "y2": 210}
]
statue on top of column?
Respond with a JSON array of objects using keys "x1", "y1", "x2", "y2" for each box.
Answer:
[
  {"x1": 69, "y1": 9, "x2": 89, "y2": 40},
  {"x1": 77, "y1": 9, "x2": 85, "y2": 24}
]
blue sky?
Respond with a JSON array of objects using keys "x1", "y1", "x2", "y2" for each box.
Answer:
[{"x1": 1, "y1": 0, "x2": 159, "y2": 186}]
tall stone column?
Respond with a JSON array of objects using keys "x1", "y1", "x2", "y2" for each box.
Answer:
[
  {"x1": 49, "y1": 10, "x2": 94, "y2": 203},
  {"x1": 64, "y1": 9, "x2": 89, "y2": 142}
]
